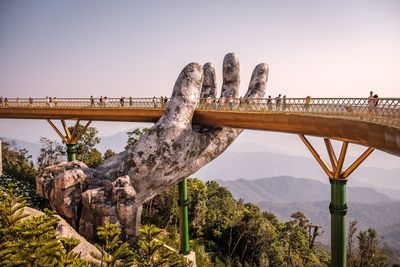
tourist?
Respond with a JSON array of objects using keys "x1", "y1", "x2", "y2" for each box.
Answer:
[
  {"x1": 46, "y1": 96, "x2": 50, "y2": 107},
  {"x1": 99, "y1": 96, "x2": 103, "y2": 107},
  {"x1": 4, "y1": 97, "x2": 9, "y2": 106},
  {"x1": 282, "y1": 95, "x2": 287, "y2": 110},
  {"x1": 162, "y1": 96, "x2": 168, "y2": 108},
  {"x1": 53, "y1": 97, "x2": 58, "y2": 107},
  {"x1": 267, "y1": 95, "x2": 272, "y2": 111},
  {"x1": 49, "y1": 97, "x2": 53, "y2": 107},
  {"x1": 104, "y1": 96, "x2": 108, "y2": 107},
  {"x1": 90, "y1": 95, "x2": 95, "y2": 107},
  {"x1": 153, "y1": 96, "x2": 157, "y2": 108},
  {"x1": 275, "y1": 94, "x2": 281, "y2": 110},
  {"x1": 129, "y1": 96, "x2": 133, "y2": 107},
  {"x1": 368, "y1": 91, "x2": 374, "y2": 114},
  {"x1": 29, "y1": 97, "x2": 33, "y2": 106},
  {"x1": 0, "y1": 97, "x2": 3, "y2": 106},
  {"x1": 305, "y1": 96, "x2": 311, "y2": 111},
  {"x1": 373, "y1": 94, "x2": 379, "y2": 114},
  {"x1": 120, "y1": 96, "x2": 125, "y2": 107}
]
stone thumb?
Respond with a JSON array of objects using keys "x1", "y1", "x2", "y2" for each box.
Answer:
[{"x1": 158, "y1": 63, "x2": 203, "y2": 130}]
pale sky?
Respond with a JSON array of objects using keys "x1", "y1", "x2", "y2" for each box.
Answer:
[{"x1": 0, "y1": 0, "x2": 399, "y2": 168}]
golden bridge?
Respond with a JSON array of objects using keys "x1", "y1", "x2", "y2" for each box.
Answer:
[
  {"x1": 1, "y1": 97, "x2": 399, "y2": 155},
  {"x1": 1, "y1": 96, "x2": 399, "y2": 267}
]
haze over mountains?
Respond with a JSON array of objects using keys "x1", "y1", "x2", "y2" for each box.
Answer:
[{"x1": 218, "y1": 177, "x2": 400, "y2": 248}]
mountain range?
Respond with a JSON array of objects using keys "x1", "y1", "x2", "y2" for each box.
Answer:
[{"x1": 218, "y1": 176, "x2": 400, "y2": 248}]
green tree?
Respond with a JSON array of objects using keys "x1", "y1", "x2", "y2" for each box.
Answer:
[
  {"x1": 134, "y1": 225, "x2": 183, "y2": 267},
  {"x1": 347, "y1": 220, "x2": 358, "y2": 267},
  {"x1": 357, "y1": 228, "x2": 388, "y2": 266},
  {"x1": 125, "y1": 128, "x2": 149, "y2": 149},
  {"x1": 92, "y1": 219, "x2": 135, "y2": 266},
  {"x1": 59, "y1": 237, "x2": 92, "y2": 266},
  {"x1": 103, "y1": 149, "x2": 116, "y2": 160},
  {"x1": 0, "y1": 185, "x2": 92, "y2": 266},
  {"x1": 346, "y1": 220, "x2": 388, "y2": 267},
  {"x1": 37, "y1": 137, "x2": 66, "y2": 172},
  {"x1": 1, "y1": 140, "x2": 37, "y2": 182},
  {"x1": 0, "y1": 140, "x2": 45, "y2": 209}
]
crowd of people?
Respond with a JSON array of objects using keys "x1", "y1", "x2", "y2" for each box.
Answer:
[{"x1": 0, "y1": 93, "x2": 382, "y2": 115}]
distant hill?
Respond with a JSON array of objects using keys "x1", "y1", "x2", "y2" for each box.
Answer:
[
  {"x1": 258, "y1": 200, "x2": 400, "y2": 247},
  {"x1": 217, "y1": 176, "x2": 395, "y2": 204},
  {"x1": 1, "y1": 137, "x2": 42, "y2": 160},
  {"x1": 218, "y1": 176, "x2": 400, "y2": 247},
  {"x1": 195, "y1": 151, "x2": 400, "y2": 196}
]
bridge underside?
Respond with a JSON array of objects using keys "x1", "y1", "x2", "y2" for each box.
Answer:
[{"x1": 1, "y1": 107, "x2": 399, "y2": 156}]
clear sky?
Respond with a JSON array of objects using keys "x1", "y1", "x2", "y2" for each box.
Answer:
[{"x1": 0, "y1": 0, "x2": 399, "y2": 168}]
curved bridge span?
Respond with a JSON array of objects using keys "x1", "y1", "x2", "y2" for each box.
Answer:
[{"x1": 1, "y1": 97, "x2": 399, "y2": 156}]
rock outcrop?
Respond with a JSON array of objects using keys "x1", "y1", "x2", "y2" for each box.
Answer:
[{"x1": 36, "y1": 53, "x2": 269, "y2": 239}]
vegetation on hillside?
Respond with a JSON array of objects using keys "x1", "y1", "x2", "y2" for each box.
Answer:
[{"x1": 141, "y1": 178, "x2": 330, "y2": 266}]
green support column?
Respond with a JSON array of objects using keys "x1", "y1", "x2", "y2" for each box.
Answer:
[
  {"x1": 178, "y1": 179, "x2": 190, "y2": 255},
  {"x1": 329, "y1": 179, "x2": 348, "y2": 267},
  {"x1": 66, "y1": 143, "x2": 77, "y2": 162}
]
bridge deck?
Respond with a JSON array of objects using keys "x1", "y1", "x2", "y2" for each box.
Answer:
[{"x1": 0, "y1": 97, "x2": 399, "y2": 156}]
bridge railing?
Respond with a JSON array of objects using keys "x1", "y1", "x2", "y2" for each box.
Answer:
[
  {"x1": 0, "y1": 97, "x2": 399, "y2": 128},
  {"x1": 197, "y1": 97, "x2": 400, "y2": 127}
]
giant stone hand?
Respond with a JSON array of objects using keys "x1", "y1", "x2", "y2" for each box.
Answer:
[{"x1": 36, "y1": 53, "x2": 269, "y2": 238}]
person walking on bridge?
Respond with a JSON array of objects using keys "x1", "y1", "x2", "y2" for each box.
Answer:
[
  {"x1": 373, "y1": 94, "x2": 379, "y2": 114},
  {"x1": 90, "y1": 96, "x2": 95, "y2": 107},
  {"x1": 282, "y1": 95, "x2": 287, "y2": 110},
  {"x1": 305, "y1": 96, "x2": 311, "y2": 111},
  {"x1": 368, "y1": 91, "x2": 374, "y2": 114},
  {"x1": 275, "y1": 94, "x2": 281, "y2": 110},
  {"x1": 267, "y1": 95, "x2": 272, "y2": 110}
]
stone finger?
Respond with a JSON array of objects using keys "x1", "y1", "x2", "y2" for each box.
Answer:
[
  {"x1": 221, "y1": 53, "x2": 240, "y2": 98},
  {"x1": 244, "y1": 63, "x2": 269, "y2": 98},
  {"x1": 159, "y1": 62, "x2": 203, "y2": 129},
  {"x1": 201, "y1": 63, "x2": 217, "y2": 98}
]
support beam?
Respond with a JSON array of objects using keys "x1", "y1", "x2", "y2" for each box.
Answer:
[
  {"x1": 61, "y1": 120, "x2": 72, "y2": 140},
  {"x1": 46, "y1": 119, "x2": 91, "y2": 162},
  {"x1": 178, "y1": 179, "x2": 190, "y2": 255},
  {"x1": 70, "y1": 119, "x2": 81, "y2": 139},
  {"x1": 324, "y1": 138, "x2": 337, "y2": 170},
  {"x1": 343, "y1": 147, "x2": 374, "y2": 178},
  {"x1": 73, "y1": 120, "x2": 92, "y2": 143},
  {"x1": 47, "y1": 119, "x2": 68, "y2": 143},
  {"x1": 334, "y1": 142, "x2": 348, "y2": 179},
  {"x1": 299, "y1": 136, "x2": 375, "y2": 267},
  {"x1": 299, "y1": 134, "x2": 333, "y2": 178},
  {"x1": 329, "y1": 179, "x2": 347, "y2": 267}
]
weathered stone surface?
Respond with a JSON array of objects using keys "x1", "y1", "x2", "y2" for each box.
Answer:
[{"x1": 36, "y1": 53, "x2": 269, "y2": 239}]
